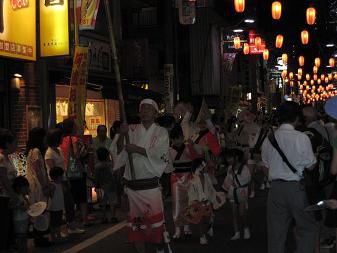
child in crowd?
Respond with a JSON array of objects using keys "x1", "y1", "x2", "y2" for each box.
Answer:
[
  {"x1": 12, "y1": 176, "x2": 31, "y2": 253},
  {"x1": 48, "y1": 167, "x2": 65, "y2": 242},
  {"x1": 187, "y1": 158, "x2": 218, "y2": 245},
  {"x1": 95, "y1": 147, "x2": 118, "y2": 224},
  {"x1": 223, "y1": 149, "x2": 251, "y2": 240}
]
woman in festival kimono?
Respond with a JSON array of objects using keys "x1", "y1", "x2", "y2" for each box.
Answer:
[
  {"x1": 169, "y1": 125, "x2": 202, "y2": 239},
  {"x1": 115, "y1": 99, "x2": 170, "y2": 253}
]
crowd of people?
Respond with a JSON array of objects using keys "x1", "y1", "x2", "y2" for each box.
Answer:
[{"x1": 1, "y1": 98, "x2": 337, "y2": 253}]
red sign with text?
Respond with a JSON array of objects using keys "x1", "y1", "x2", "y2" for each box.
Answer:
[{"x1": 248, "y1": 31, "x2": 266, "y2": 55}]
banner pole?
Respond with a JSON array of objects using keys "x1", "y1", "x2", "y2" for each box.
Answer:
[
  {"x1": 74, "y1": 0, "x2": 79, "y2": 45},
  {"x1": 103, "y1": 0, "x2": 136, "y2": 180}
]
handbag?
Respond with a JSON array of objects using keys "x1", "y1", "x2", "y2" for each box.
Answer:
[{"x1": 66, "y1": 137, "x2": 84, "y2": 179}]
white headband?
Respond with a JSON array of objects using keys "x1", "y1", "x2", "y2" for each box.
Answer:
[{"x1": 139, "y1": 99, "x2": 159, "y2": 112}]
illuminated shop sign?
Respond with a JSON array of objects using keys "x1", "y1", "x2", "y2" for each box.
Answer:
[
  {"x1": 40, "y1": 0, "x2": 69, "y2": 57},
  {"x1": 0, "y1": 0, "x2": 36, "y2": 60}
]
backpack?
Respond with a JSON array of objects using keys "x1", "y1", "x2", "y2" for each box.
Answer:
[{"x1": 305, "y1": 128, "x2": 334, "y2": 187}]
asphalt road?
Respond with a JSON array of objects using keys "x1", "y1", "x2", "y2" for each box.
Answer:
[{"x1": 37, "y1": 189, "x2": 273, "y2": 253}]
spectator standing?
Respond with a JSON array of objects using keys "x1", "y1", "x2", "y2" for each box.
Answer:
[
  {"x1": 45, "y1": 128, "x2": 84, "y2": 234},
  {"x1": 48, "y1": 167, "x2": 65, "y2": 242},
  {"x1": 93, "y1": 125, "x2": 112, "y2": 152},
  {"x1": 0, "y1": 128, "x2": 18, "y2": 252},
  {"x1": 95, "y1": 148, "x2": 118, "y2": 223},
  {"x1": 261, "y1": 101, "x2": 318, "y2": 253},
  {"x1": 12, "y1": 176, "x2": 30, "y2": 253},
  {"x1": 60, "y1": 118, "x2": 89, "y2": 227},
  {"x1": 26, "y1": 127, "x2": 51, "y2": 247}
]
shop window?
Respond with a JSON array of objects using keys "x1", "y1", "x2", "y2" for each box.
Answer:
[{"x1": 56, "y1": 98, "x2": 119, "y2": 137}]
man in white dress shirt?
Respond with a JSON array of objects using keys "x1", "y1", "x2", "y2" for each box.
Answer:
[
  {"x1": 261, "y1": 101, "x2": 318, "y2": 253},
  {"x1": 115, "y1": 99, "x2": 170, "y2": 253}
]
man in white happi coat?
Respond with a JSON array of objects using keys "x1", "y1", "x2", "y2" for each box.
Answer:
[{"x1": 115, "y1": 99, "x2": 170, "y2": 253}]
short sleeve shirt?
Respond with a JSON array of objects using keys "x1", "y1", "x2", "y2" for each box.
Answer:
[{"x1": 0, "y1": 153, "x2": 17, "y2": 197}]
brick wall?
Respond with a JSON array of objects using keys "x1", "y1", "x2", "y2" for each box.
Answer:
[{"x1": 10, "y1": 63, "x2": 41, "y2": 148}]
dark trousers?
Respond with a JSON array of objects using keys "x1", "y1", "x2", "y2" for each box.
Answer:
[
  {"x1": 0, "y1": 197, "x2": 10, "y2": 251},
  {"x1": 267, "y1": 181, "x2": 319, "y2": 253},
  {"x1": 63, "y1": 183, "x2": 75, "y2": 224}
]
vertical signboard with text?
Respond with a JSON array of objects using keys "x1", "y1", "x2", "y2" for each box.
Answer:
[
  {"x1": 68, "y1": 46, "x2": 89, "y2": 135},
  {"x1": 40, "y1": 0, "x2": 69, "y2": 57},
  {"x1": 0, "y1": 0, "x2": 36, "y2": 60}
]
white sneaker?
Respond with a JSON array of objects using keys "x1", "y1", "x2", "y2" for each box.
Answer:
[
  {"x1": 244, "y1": 228, "x2": 251, "y2": 240},
  {"x1": 230, "y1": 232, "x2": 240, "y2": 240},
  {"x1": 200, "y1": 235, "x2": 208, "y2": 245},
  {"x1": 266, "y1": 181, "x2": 271, "y2": 189},
  {"x1": 60, "y1": 232, "x2": 68, "y2": 238},
  {"x1": 183, "y1": 225, "x2": 192, "y2": 236},
  {"x1": 172, "y1": 227, "x2": 181, "y2": 240},
  {"x1": 207, "y1": 227, "x2": 214, "y2": 237},
  {"x1": 68, "y1": 228, "x2": 85, "y2": 234},
  {"x1": 249, "y1": 191, "x2": 255, "y2": 199},
  {"x1": 259, "y1": 183, "x2": 265, "y2": 190}
]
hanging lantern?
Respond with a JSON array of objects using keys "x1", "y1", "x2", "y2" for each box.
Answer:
[
  {"x1": 329, "y1": 73, "x2": 333, "y2": 80},
  {"x1": 298, "y1": 56, "x2": 305, "y2": 66},
  {"x1": 300, "y1": 84, "x2": 304, "y2": 90},
  {"x1": 314, "y1": 57, "x2": 321, "y2": 68},
  {"x1": 313, "y1": 74, "x2": 318, "y2": 81},
  {"x1": 298, "y1": 75, "x2": 302, "y2": 80},
  {"x1": 310, "y1": 80, "x2": 315, "y2": 85},
  {"x1": 234, "y1": 0, "x2": 245, "y2": 13},
  {"x1": 281, "y1": 70, "x2": 287, "y2": 79},
  {"x1": 289, "y1": 72, "x2": 294, "y2": 79},
  {"x1": 304, "y1": 81, "x2": 308, "y2": 86},
  {"x1": 301, "y1": 30, "x2": 309, "y2": 45},
  {"x1": 313, "y1": 66, "x2": 318, "y2": 74},
  {"x1": 275, "y1": 34, "x2": 283, "y2": 48},
  {"x1": 243, "y1": 43, "x2": 249, "y2": 55},
  {"x1": 306, "y1": 73, "x2": 310, "y2": 81},
  {"x1": 317, "y1": 79, "x2": 321, "y2": 85},
  {"x1": 329, "y1": 58, "x2": 335, "y2": 68},
  {"x1": 272, "y1": 1, "x2": 282, "y2": 20},
  {"x1": 282, "y1": 53, "x2": 288, "y2": 65},
  {"x1": 290, "y1": 81, "x2": 294, "y2": 87},
  {"x1": 306, "y1": 7, "x2": 316, "y2": 25},
  {"x1": 334, "y1": 73, "x2": 337, "y2": 80},
  {"x1": 321, "y1": 74, "x2": 325, "y2": 80},
  {"x1": 298, "y1": 68, "x2": 303, "y2": 76},
  {"x1": 263, "y1": 49, "x2": 269, "y2": 61},
  {"x1": 255, "y1": 37, "x2": 262, "y2": 49},
  {"x1": 234, "y1": 37, "x2": 241, "y2": 49},
  {"x1": 325, "y1": 77, "x2": 329, "y2": 83}
]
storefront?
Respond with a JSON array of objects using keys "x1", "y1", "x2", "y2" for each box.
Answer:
[{"x1": 55, "y1": 85, "x2": 120, "y2": 137}]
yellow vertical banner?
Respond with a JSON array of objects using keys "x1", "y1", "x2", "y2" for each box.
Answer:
[{"x1": 68, "y1": 46, "x2": 89, "y2": 135}]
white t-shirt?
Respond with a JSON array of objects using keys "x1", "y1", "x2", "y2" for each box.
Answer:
[
  {"x1": 48, "y1": 182, "x2": 64, "y2": 211},
  {"x1": 44, "y1": 147, "x2": 65, "y2": 179}
]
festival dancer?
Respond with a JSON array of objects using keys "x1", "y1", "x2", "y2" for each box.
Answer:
[
  {"x1": 169, "y1": 125, "x2": 202, "y2": 239},
  {"x1": 114, "y1": 99, "x2": 170, "y2": 253}
]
